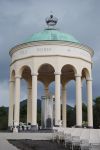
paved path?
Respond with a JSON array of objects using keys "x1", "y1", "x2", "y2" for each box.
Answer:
[
  {"x1": 0, "y1": 128, "x2": 100, "y2": 150},
  {"x1": 0, "y1": 139, "x2": 18, "y2": 150},
  {"x1": 0, "y1": 133, "x2": 52, "y2": 150}
]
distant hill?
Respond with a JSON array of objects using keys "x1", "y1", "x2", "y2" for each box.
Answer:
[
  {"x1": 20, "y1": 99, "x2": 73, "y2": 111},
  {"x1": 0, "y1": 97, "x2": 100, "y2": 130},
  {"x1": 0, "y1": 99, "x2": 74, "y2": 130},
  {"x1": 20, "y1": 99, "x2": 41, "y2": 110},
  {"x1": 67, "y1": 105, "x2": 73, "y2": 111}
]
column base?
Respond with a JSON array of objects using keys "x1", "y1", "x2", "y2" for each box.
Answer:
[
  {"x1": 75, "y1": 125, "x2": 82, "y2": 128},
  {"x1": 31, "y1": 125, "x2": 38, "y2": 131},
  {"x1": 55, "y1": 120, "x2": 62, "y2": 127},
  {"x1": 13, "y1": 126, "x2": 18, "y2": 132},
  {"x1": 8, "y1": 126, "x2": 13, "y2": 132},
  {"x1": 87, "y1": 126, "x2": 93, "y2": 128},
  {"x1": 54, "y1": 125, "x2": 60, "y2": 127}
]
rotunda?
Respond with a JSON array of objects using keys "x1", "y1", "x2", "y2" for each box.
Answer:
[{"x1": 8, "y1": 15, "x2": 94, "y2": 132}]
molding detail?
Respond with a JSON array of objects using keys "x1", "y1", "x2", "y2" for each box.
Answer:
[
  {"x1": 75, "y1": 74, "x2": 81, "y2": 77},
  {"x1": 15, "y1": 75, "x2": 21, "y2": 79},
  {"x1": 54, "y1": 72, "x2": 61, "y2": 75},
  {"x1": 32, "y1": 73, "x2": 38, "y2": 76},
  {"x1": 86, "y1": 78, "x2": 92, "y2": 81},
  {"x1": 9, "y1": 41, "x2": 94, "y2": 57}
]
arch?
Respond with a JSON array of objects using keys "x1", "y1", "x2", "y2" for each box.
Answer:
[
  {"x1": 19, "y1": 65, "x2": 32, "y2": 80},
  {"x1": 61, "y1": 64, "x2": 77, "y2": 84},
  {"x1": 38, "y1": 63, "x2": 55, "y2": 73},
  {"x1": 81, "y1": 68, "x2": 90, "y2": 80},
  {"x1": 19, "y1": 66, "x2": 32, "y2": 124},
  {"x1": 38, "y1": 63, "x2": 55, "y2": 85},
  {"x1": 61, "y1": 64, "x2": 77, "y2": 75}
]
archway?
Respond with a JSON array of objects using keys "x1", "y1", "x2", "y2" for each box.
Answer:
[
  {"x1": 61, "y1": 64, "x2": 76, "y2": 127},
  {"x1": 38, "y1": 64, "x2": 55, "y2": 128},
  {"x1": 81, "y1": 68, "x2": 90, "y2": 127},
  {"x1": 37, "y1": 81, "x2": 44, "y2": 126},
  {"x1": 20, "y1": 66, "x2": 32, "y2": 127}
]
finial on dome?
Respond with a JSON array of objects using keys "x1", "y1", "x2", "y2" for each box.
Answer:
[{"x1": 45, "y1": 13, "x2": 58, "y2": 27}]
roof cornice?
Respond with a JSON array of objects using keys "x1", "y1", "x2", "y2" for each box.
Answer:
[{"x1": 9, "y1": 41, "x2": 94, "y2": 57}]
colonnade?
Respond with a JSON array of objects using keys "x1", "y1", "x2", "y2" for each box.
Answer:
[{"x1": 8, "y1": 72, "x2": 93, "y2": 131}]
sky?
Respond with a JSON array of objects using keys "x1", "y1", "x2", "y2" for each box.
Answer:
[{"x1": 0, "y1": 0, "x2": 100, "y2": 106}]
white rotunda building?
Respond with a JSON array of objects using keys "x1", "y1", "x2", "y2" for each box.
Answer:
[{"x1": 8, "y1": 15, "x2": 94, "y2": 132}]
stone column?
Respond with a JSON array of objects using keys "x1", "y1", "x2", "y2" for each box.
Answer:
[
  {"x1": 27, "y1": 84, "x2": 32, "y2": 124},
  {"x1": 14, "y1": 75, "x2": 21, "y2": 132},
  {"x1": 31, "y1": 73, "x2": 38, "y2": 126},
  {"x1": 8, "y1": 80, "x2": 15, "y2": 127},
  {"x1": 55, "y1": 72, "x2": 61, "y2": 126},
  {"x1": 87, "y1": 78, "x2": 93, "y2": 128},
  {"x1": 75, "y1": 75, "x2": 82, "y2": 127},
  {"x1": 62, "y1": 84, "x2": 67, "y2": 127},
  {"x1": 44, "y1": 85, "x2": 49, "y2": 97}
]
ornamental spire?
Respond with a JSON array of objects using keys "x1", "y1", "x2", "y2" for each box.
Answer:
[{"x1": 45, "y1": 14, "x2": 58, "y2": 28}]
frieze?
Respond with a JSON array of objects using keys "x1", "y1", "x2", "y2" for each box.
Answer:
[
  {"x1": 12, "y1": 45, "x2": 91, "y2": 63},
  {"x1": 37, "y1": 47, "x2": 52, "y2": 52}
]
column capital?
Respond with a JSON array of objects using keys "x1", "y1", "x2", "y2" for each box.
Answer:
[
  {"x1": 44, "y1": 87, "x2": 49, "y2": 90},
  {"x1": 15, "y1": 75, "x2": 21, "y2": 79},
  {"x1": 9, "y1": 79, "x2": 15, "y2": 83},
  {"x1": 62, "y1": 87, "x2": 66, "y2": 91},
  {"x1": 62, "y1": 83, "x2": 67, "y2": 89},
  {"x1": 28, "y1": 87, "x2": 32, "y2": 90},
  {"x1": 31, "y1": 73, "x2": 38, "y2": 76},
  {"x1": 87, "y1": 78, "x2": 92, "y2": 81},
  {"x1": 62, "y1": 85, "x2": 66, "y2": 91},
  {"x1": 75, "y1": 74, "x2": 81, "y2": 78},
  {"x1": 54, "y1": 72, "x2": 61, "y2": 75}
]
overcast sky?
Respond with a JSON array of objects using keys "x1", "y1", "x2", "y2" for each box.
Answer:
[{"x1": 0, "y1": 0, "x2": 100, "y2": 106}]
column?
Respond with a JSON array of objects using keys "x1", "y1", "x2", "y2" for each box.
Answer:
[
  {"x1": 44, "y1": 85, "x2": 49, "y2": 128},
  {"x1": 14, "y1": 76, "x2": 21, "y2": 131},
  {"x1": 31, "y1": 73, "x2": 38, "y2": 126},
  {"x1": 87, "y1": 79, "x2": 93, "y2": 128},
  {"x1": 75, "y1": 75, "x2": 82, "y2": 127},
  {"x1": 8, "y1": 80, "x2": 15, "y2": 127},
  {"x1": 55, "y1": 72, "x2": 61, "y2": 126},
  {"x1": 62, "y1": 84, "x2": 67, "y2": 127},
  {"x1": 44, "y1": 85, "x2": 49, "y2": 97},
  {"x1": 27, "y1": 85, "x2": 32, "y2": 124}
]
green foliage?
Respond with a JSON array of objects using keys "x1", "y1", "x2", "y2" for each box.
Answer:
[
  {"x1": 82, "y1": 103, "x2": 87, "y2": 122},
  {"x1": 0, "y1": 107, "x2": 8, "y2": 130},
  {"x1": 93, "y1": 97, "x2": 100, "y2": 128},
  {"x1": 0, "y1": 97, "x2": 100, "y2": 130},
  {"x1": 20, "y1": 103, "x2": 27, "y2": 123},
  {"x1": 67, "y1": 107, "x2": 76, "y2": 127}
]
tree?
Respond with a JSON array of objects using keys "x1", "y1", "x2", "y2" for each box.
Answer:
[
  {"x1": 93, "y1": 97, "x2": 100, "y2": 128},
  {"x1": 82, "y1": 103, "x2": 87, "y2": 122},
  {"x1": 0, "y1": 106, "x2": 8, "y2": 130}
]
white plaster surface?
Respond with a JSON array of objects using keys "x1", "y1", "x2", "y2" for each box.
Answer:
[{"x1": 12, "y1": 45, "x2": 91, "y2": 62}]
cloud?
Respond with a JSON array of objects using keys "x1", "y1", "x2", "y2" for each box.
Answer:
[
  {"x1": 0, "y1": 81, "x2": 9, "y2": 106},
  {"x1": 0, "y1": 0, "x2": 100, "y2": 106}
]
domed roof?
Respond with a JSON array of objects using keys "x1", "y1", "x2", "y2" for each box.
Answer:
[
  {"x1": 25, "y1": 14, "x2": 79, "y2": 43},
  {"x1": 26, "y1": 28, "x2": 79, "y2": 43}
]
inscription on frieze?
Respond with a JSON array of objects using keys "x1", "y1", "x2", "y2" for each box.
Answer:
[
  {"x1": 36, "y1": 47, "x2": 52, "y2": 51},
  {"x1": 12, "y1": 46, "x2": 91, "y2": 62}
]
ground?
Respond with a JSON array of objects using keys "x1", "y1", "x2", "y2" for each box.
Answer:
[{"x1": 8, "y1": 140, "x2": 66, "y2": 150}]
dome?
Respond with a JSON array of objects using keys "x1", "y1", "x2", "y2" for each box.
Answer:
[{"x1": 25, "y1": 28, "x2": 79, "y2": 43}]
